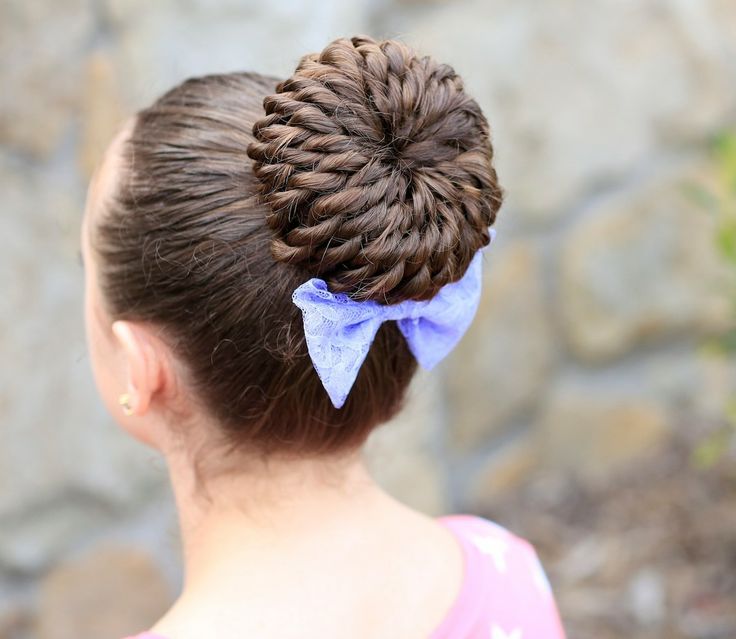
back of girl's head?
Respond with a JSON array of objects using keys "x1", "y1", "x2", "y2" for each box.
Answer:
[{"x1": 90, "y1": 35, "x2": 503, "y2": 461}]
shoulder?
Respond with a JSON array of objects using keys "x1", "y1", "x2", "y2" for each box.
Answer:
[
  {"x1": 437, "y1": 513, "x2": 567, "y2": 639},
  {"x1": 439, "y1": 513, "x2": 548, "y2": 582},
  {"x1": 439, "y1": 512, "x2": 535, "y2": 551}
]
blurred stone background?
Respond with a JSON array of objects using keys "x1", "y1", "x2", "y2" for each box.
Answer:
[{"x1": 1, "y1": 1, "x2": 736, "y2": 637}]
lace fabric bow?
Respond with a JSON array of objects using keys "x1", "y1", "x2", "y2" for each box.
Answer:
[{"x1": 292, "y1": 228, "x2": 497, "y2": 409}]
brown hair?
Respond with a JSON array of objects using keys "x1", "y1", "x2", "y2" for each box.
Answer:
[{"x1": 90, "y1": 35, "x2": 503, "y2": 462}]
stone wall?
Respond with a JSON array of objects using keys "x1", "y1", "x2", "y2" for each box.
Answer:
[{"x1": 1, "y1": 0, "x2": 735, "y2": 636}]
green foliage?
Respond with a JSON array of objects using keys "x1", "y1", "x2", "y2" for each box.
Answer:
[
  {"x1": 691, "y1": 394, "x2": 736, "y2": 469},
  {"x1": 688, "y1": 129, "x2": 736, "y2": 468}
]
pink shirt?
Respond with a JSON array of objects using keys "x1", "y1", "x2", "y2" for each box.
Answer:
[{"x1": 124, "y1": 514, "x2": 566, "y2": 639}]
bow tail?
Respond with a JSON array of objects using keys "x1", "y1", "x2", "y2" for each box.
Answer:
[{"x1": 301, "y1": 315, "x2": 383, "y2": 409}]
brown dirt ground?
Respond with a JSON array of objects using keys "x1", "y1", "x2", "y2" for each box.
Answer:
[{"x1": 481, "y1": 419, "x2": 736, "y2": 639}]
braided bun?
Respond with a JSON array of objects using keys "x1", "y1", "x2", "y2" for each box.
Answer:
[{"x1": 246, "y1": 35, "x2": 503, "y2": 304}]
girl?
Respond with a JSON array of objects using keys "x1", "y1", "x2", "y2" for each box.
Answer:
[{"x1": 80, "y1": 34, "x2": 566, "y2": 639}]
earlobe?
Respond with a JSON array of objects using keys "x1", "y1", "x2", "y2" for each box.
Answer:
[
  {"x1": 111, "y1": 320, "x2": 160, "y2": 416},
  {"x1": 118, "y1": 392, "x2": 135, "y2": 416}
]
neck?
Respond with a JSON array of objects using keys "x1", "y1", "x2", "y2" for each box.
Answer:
[
  {"x1": 161, "y1": 438, "x2": 405, "y2": 596},
  {"x1": 148, "y1": 431, "x2": 450, "y2": 637}
]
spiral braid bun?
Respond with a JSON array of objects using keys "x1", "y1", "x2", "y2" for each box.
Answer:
[{"x1": 246, "y1": 35, "x2": 503, "y2": 304}]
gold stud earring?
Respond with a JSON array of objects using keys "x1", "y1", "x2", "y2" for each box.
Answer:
[{"x1": 118, "y1": 393, "x2": 134, "y2": 416}]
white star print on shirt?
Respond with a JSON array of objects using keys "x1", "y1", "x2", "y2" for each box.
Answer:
[
  {"x1": 491, "y1": 624, "x2": 523, "y2": 639},
  {"x1": 469, "y1": 533, "x2": 509, "y2": 573}
]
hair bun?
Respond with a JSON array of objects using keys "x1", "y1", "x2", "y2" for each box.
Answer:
[{"x1": 246, "y1": 35, "x2": 503, "y2": 304}]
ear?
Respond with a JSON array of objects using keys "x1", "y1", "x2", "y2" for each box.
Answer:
[{"x1": 111, "y1": 320, "x2": 163, "y2": 417}]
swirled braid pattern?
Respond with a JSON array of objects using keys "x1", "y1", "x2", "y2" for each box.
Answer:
[{"x1": 246, "y1": 35, "x2": 503, "y2": 304}]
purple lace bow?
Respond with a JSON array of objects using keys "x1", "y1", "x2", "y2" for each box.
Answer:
[{"x1": 292, "y1": 228, "x2": 497, "y2": 409}]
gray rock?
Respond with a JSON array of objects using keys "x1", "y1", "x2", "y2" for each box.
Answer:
[
  {"x1": 626, "y1": 568, "x2": 666, "y2": 628},
  {"x1": 35, "y1": 544, "x2": 171, "y2": 639},
  {"x1": 0, "y1": 0, "x2": 94, "y2": 158},
  {"x1": 534, "y1": 376, "x2": 670, "y2": 482},
  {"x1": 559, "y1": 159, "x2": 733, "y2": 362}
]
